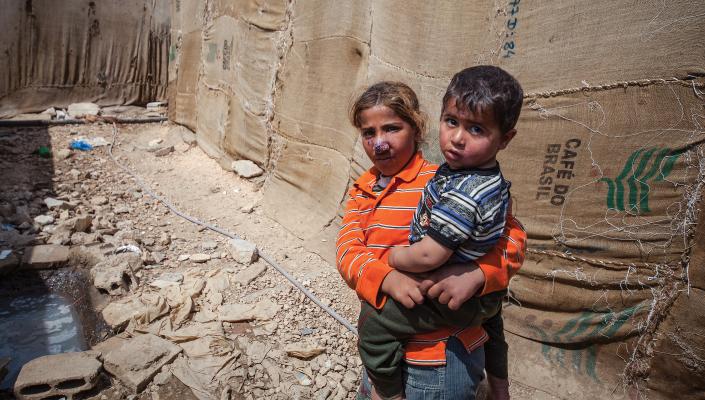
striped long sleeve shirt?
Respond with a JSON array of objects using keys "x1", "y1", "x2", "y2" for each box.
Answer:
[{"x1": 336, "y1": 152, "x2": 526, "y2": 365}]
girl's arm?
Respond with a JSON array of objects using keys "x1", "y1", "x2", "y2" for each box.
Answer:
[{"x1": 336, "y1": 189, "x2": 425, "y2": 309}]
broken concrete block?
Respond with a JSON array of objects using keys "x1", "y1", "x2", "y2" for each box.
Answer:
[
  {"x1": 103, "y1": 334, "x2": 181, "y2": 393},
  {"x1": 22, "y1": 245, "x2": 70, "y2": 269},
  {"x1": 227, "y1": 238, "x2": 258, "y2": 265},
  {"x1": 231, "y1": 160, "x2": 264, "y2": 179},
  {"x1": 14, "y1": 351, "x2": 101, "y2": 400},
  {"x1": 67, "y1": 102, "x2": 100, "y2": 118}
]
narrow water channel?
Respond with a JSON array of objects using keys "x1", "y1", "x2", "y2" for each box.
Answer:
[{"x1": 0, "y1": 292, "x2": 87, "y2": 390}]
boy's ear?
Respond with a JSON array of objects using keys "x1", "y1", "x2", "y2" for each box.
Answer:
[{"x1": 499, "y1": 129, "x2": 517, "y2": 150}]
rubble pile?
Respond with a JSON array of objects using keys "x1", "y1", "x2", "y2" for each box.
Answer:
[{"x1": 0, "y1": 123, "x2": 361, "y2": 400}]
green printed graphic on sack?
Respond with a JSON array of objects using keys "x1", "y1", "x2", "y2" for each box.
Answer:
[{"x1": 598, "y1": 148, "x2": 683, "y2": 214}]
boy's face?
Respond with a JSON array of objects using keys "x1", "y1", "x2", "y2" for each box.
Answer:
[{"x1": 439, "y1": 98, "x2": 515, "y2": 170}]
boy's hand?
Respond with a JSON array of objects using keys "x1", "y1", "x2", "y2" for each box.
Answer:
[
  {"x1": 422, "y1": 263, "x2": 485, "y2": 310},
  {"x1": 381, "y1": 269, "x2": 426, "y2": 309}
]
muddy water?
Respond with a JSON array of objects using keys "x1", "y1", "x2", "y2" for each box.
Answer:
[{"x1": 0, "y1": 292, "x2": 87, "y2": 390}]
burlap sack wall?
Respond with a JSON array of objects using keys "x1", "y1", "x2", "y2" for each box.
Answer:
[
  {"x1": 0, "y1": 0, "x2": 170, "y2": 118},
  {"x1": 170, "y1": 1, "x2": 705, "y2": 398}
]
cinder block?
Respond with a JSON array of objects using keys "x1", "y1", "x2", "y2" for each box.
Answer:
[{"x1": 14, "y1": 352, "x2": 102, "y2": 400}]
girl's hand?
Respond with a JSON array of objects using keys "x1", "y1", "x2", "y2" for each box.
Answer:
[
  {"x1": 423, "y1": 263, "x2": 485, "y2": 310},
  {"x1": 380, "y1": 269, "x2": 426, "y2": 309}
]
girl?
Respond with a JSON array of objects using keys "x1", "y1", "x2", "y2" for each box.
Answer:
[{"x1": 336, "y1": 81, "x2": 525, "y2": 399}]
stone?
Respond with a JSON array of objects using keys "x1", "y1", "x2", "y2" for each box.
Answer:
[
  {"x1": 152, "y1": 252, "x2": 166, "y2": 263},
  {"x1": 177, "y1": 254, "x2": 190, "y2": 262},
  {"x1": 231, "y1": 160, "x2": 264, "y2": 179},
  {"x1": 231, "y1": 263, "x2": 266, "y2": 286},
  {"x1": 114, "y1": 205, "x2": 131, "y2": 214},
  {"x1": 201, "y1": 241, "x2": 217, "y2": 251},
  {"x1": 315, "y1": 375, "x2": 327, "y2": 389},
  {"x1": 56, "y1": 149, "x2": 72, "y2": 160},
  {"x1": 91, "y1": 262, "x2": 131, "y2": 296},
  {"x1": 91, "y1": 196, "x2": 109, "y2": 206},
  {"x1": 73, "y1": 215, "x2": 93, "y2": 232},
  {"x1": 190, "y1": 253, "x2": 211, "y2": 263},
  {"x1": 285, "y1": 341, "x2": 327, "y2": 359},
  {"x1": 67, "y1": 102, "x2": 100, "y2": 118},
  {"x1": 91, "y1": 335, "x2": 129, "y2": 360},
  {"x1": 44, "y1": 197, "x2": 66, "y2": 210},
  {"x1": 33, "y1": 214, "x2": 54, "y2": 226},
  {"x1": 154, "y1": 146, "x2": 174, "y2": 157},
  {"x1": 103, "y1": 334, "x2": 181, "y2": 393},
  {"x1": 148, "y1": 138, "x2": 164, "y2": 149},
  {"x1": 14, "y1": 351, "x2": 101, "y2": 400},
  {"x1": 227, "y1": 238, "x2": 258, "y2": 265},
  {"x1": 22, "y1": 245, "x2": 69, "y2": 269}
]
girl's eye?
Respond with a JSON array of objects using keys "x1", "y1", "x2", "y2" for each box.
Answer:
[
  {"x1": 385, "y1": 125, "x2": 400, "y2": 133},
  {"x1": 361, "y1": 129, "x2": 374, "y2": 138}
]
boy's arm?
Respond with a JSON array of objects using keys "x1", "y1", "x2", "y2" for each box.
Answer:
[
  {"x1": 422, "y1": 212, "x2": 527, "y2": 306},
  {"x1": 388, "y1": 235, "x2": 453, "y2": 273}
]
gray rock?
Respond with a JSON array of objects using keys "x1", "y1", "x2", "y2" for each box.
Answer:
[
  {"x1": 33, "y1": 214, "x2": 54, "y2": 226},
  {"x1": 231, "y1": 160, "x2": 264, "y2": 179},
  {"x1": 67, "y1": 102, "x2": 100, "y2": 118},
  {"x1": 227, "y1": 238, "x2": 258, "y2": 265},
  {"x1": 14, "y1": 352, "x2": 101, "y2": 400},
  {"x1": 190, "y1": 253, "x2": 211, "y2": 263},
  {"x1": 43, "y1": 197, "x2": 66, "y2": 210},
  {"x1": 55, "y1": 149, "x2": 71, "y2": 160},
  {"x1": 103, "y1": 334, "x2": 181, "y2": 393}
]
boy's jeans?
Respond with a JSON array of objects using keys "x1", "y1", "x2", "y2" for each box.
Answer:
[{"x1": 357, "y1": 336, "x2": 485, "y2": 400}]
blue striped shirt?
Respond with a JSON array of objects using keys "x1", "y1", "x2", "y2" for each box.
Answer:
[{"x1": 409, "y1": 162, "x2": 510, "y2": 264}]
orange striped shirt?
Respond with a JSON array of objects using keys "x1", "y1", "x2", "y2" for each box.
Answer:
[{"x1": 336, "y1": 152, "x2": 526, "y2": 365}]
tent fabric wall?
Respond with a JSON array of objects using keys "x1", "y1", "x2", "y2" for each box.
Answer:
[
  {"x1": 0, "y1": 0, "x2": 170, "y2": 118},
  {"x1": 170, "y1": 1, "x2": 705, "y2": 399}
]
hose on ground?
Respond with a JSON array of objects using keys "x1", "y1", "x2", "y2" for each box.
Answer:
[
  {"x1": 0, "y1": 116, "x2": 167, "y2": 127},
  {"x1": 107, "y1": 123, "x2": 359, "y2": 336}
]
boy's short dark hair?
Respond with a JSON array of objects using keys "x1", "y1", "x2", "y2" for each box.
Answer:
[{"x1": 442, "y1": 66, "x2": 523, "y2": 134}]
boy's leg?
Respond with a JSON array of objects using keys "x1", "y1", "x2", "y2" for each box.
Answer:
[
  {"x1": 482, "y1": 310, "x2": 510, "y2": 400},
  {"x1": 358, "y1": 293, "x2": 504, "y2": 399}
]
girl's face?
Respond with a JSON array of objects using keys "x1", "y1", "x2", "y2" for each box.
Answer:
[{"x1": 358, "y1": 105, "x2": 418, "y2": 177}]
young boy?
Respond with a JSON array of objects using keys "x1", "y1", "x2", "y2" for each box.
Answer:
[{"x1": 358, "y1": 66, "x2": 523, "y2": 400}]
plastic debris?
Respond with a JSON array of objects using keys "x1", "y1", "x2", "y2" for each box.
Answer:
[
  {"x1": 37, "y1": 146, "x2": 51, "y2": 158},
  {"x1": 115, "y1": 244, "x2": 142, "y2": 255},
  {"x1": 0, "y1": 224, "x2": 15, "y2": 232},
  {"x1": 0, "y1": 250, "x2": 11, "y2": 260},
  {"x1": 70, "y1": 140, "x2": 94, "y2": 151}
]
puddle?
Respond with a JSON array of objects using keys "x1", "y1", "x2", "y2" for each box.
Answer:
[{"x1": 0, "y1": 292, "x2": 87, "y2": 390}]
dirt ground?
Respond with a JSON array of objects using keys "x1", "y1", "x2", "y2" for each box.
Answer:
[{"x1": 0, "y1": 121, "x2": 553, "y2": 399}]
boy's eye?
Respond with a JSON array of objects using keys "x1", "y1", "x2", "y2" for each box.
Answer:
[{"x1": 469, "y1": 125, "x2": 483, "y2": 135}]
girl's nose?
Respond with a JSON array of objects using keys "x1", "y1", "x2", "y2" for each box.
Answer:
[{"x1": 374, "y1": 138, "x2": 390, "y2": 154}]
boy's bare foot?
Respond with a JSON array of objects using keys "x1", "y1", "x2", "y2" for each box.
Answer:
[{"x1": 486, "y1": 374, "x2": 510, "y2": 400}]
